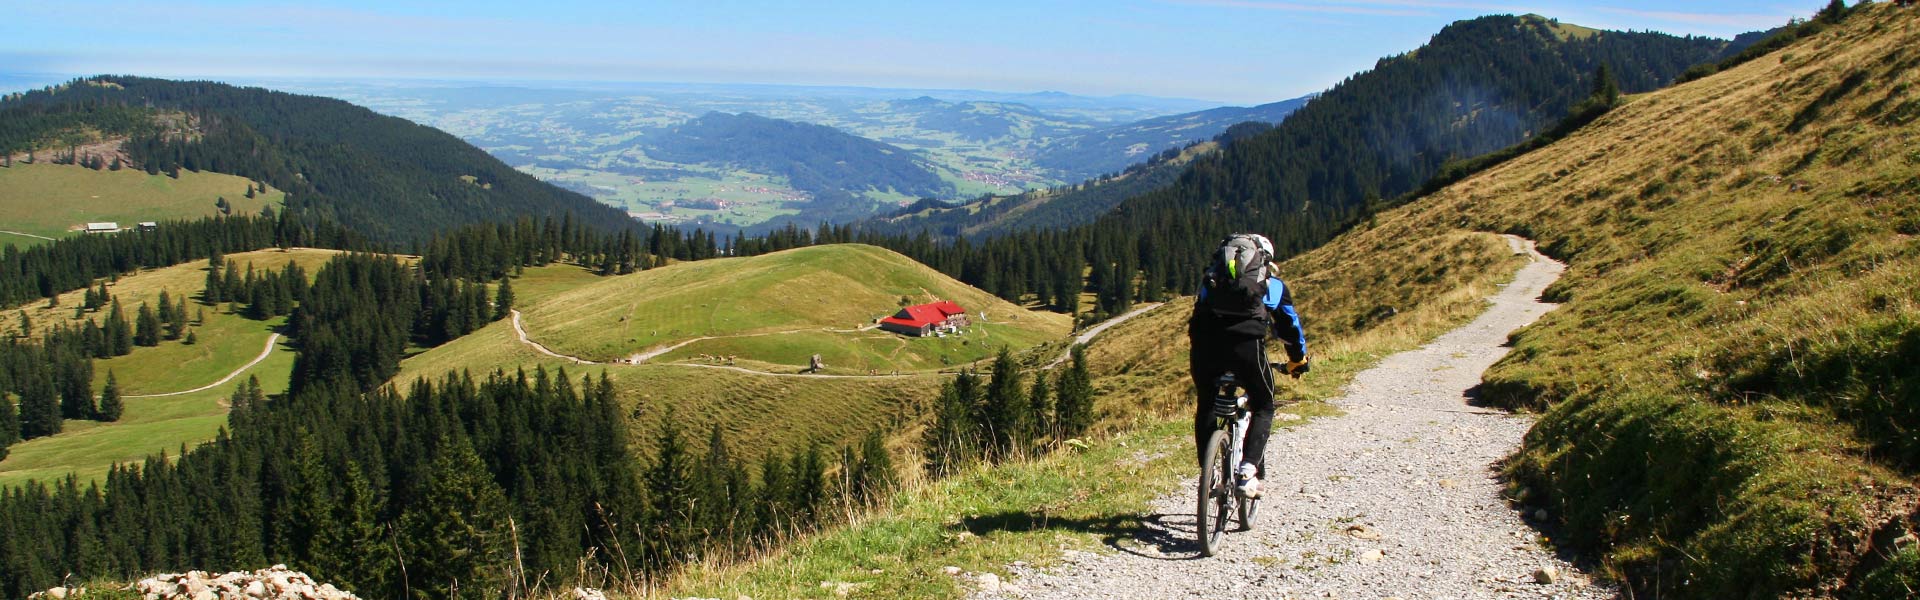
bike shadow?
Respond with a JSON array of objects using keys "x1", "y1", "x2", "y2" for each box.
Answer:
[{"x1": 957, "y1": 511, "x2": 1206, "y2": 561}]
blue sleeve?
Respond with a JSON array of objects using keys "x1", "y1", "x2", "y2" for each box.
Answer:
[{"x1": 1266, "y1": 278, "x2": 1308, "y2": 360}]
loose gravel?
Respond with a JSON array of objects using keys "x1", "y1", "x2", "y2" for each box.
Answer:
[{"x1": 984, "y1": 236, "x2": 1616, "y2": 600}]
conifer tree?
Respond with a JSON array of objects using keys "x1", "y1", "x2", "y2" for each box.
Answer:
[
  {"x1": 853, "y1": 429, "x2": 896, "y2": 505},
  {"x1": 159, "y1": 291, "x2": 185, "y2": 340},
  {"x1": 57, "y1": 356, "x2": 95, "y2": 419},
  {"x1": 106, "y1": 301, "x2": 132, "y2": 355},
  {"x1": 1054, "y1": 345, "x2": 1096, "y2": 439},
  {"x1": 399, "y1": 438, "x2": 511, "y2": 600},
  {"x1": 645, "y1": 413, "x2": 696, "y2": 567},
  {"x1": 1028, "y1": 369, "x2": 1053, "y2": 442},
  {"x1": 493, "y1": 277, "x2": 514, "y2": 322},
  {"x1": 18, "y1": 368, "x2": 61, "y2": 439},
  {"x1": 171, "y1": 296, "x2": 190, "y2": 338},
  {"x1": 185, "y1": 330, "x2": 198, "y2": 345},
  {"x1": 980, "y1": 347, "x2": 1028, "y2": 459},
  {"x1": 97, "y1": 371, "x2": 124, "y2": 422},
  {"x1": 135, "y1": 302, "x2": 161, "y2": 346},
  {"x1": 15, "y1": 310, "x2": 28, "y2": 338},
  {"x1": 0, "y1": 386, "x2": 20, "y2": 451},
  {"x1": 204, "y1": 260, "x2": 225, "y2": 304},
  {"x1": 923, "y1": 371, "x2": 980, "y2": 478}
]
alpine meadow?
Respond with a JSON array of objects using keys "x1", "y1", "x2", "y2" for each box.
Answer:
[{"x1": 2, "y1": 1, "x2": 1916, "y2": 599}]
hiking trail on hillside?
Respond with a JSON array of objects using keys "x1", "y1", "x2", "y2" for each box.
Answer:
[
  {"x1": 126, "y1": 333, "x2": 281, "y2": 399},
  {"x1": 988, "y1": 236, "x2": 1616, "y2": 599}
]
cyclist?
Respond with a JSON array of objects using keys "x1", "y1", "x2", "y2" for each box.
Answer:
[{"x1": 1188, "y1": 233, "x2": 1308, "y2": 499}]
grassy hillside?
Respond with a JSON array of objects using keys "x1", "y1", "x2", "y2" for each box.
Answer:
[
  {"x1": 0, "y1": 162, "x2": 282, "y2": 245},
  {"x1": 399, "y1": 244, "x2": 1069, "y2": 464},
  {"x1": 522, "y1": 244, "x2": 1070, "y2": 370},
  {"x1": 1346, "y1": 4, "x2": 1918, "y2": 595},
  {"x1": 0, "y1": 248, "x2": 341, "y2": 487}
]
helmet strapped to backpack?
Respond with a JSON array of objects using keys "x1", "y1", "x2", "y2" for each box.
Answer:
[{"x1": 1200, "y1": 233, "x2": 1272, "y2": 322}]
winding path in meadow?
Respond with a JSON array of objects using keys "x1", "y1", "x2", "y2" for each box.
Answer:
[{"x1": 126, "y1": 333, "x2": 282, "y2": 399}]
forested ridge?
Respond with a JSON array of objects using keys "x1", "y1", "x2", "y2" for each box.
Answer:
[
  {"x1": 0, "y1": 76, "x2": 638, "y2": 243},
  {"x1": 646, "y1": 111, "x2": 951, "y2": 199},
  {"x1": 809, "y1": 14, "x2": 1759, "y2": 320}
]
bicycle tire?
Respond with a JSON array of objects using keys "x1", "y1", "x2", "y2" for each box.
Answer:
[
  {"x1": 1239, "y1": 489, "x2": 1259, "y2": 530},
  {"x1": 1197, "y1": 429, "x2": 1232, "y2": 556}
]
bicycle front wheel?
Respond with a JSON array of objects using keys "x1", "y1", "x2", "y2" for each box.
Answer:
[{"x1": 1196, "y1": 429, "x2": 1232, "y2": 556}]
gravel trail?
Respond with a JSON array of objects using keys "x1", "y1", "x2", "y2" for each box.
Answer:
[{"x1": 991, "y1": 236, "x2": 1615, "y2": 600}]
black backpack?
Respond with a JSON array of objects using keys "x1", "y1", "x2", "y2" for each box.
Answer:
[{"x1": 1199, "y1": 234, "x2": 1271, "y2": 322}]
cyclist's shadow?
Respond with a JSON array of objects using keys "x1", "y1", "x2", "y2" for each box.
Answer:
[{"x1": 957, "y1": 511, "x2": 1206, "y2": 561}]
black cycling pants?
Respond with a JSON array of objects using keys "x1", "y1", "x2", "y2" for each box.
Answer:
[{"x1": 1190, "y1": 336, "x2": 1276, "y2": 478}]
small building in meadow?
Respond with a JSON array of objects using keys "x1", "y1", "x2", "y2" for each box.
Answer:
[
  {"x1": 879, "y1": 300, "x2": 969, "y2": 337},
  {"x1": 84, "y1": 222, "x2": 120, "y2": 234}
]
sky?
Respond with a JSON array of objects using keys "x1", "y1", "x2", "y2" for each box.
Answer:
[{"x1": 1, "y1": 0, "x2": 1815, "y2": 105}]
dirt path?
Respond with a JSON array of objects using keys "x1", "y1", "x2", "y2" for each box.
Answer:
[
  {"x1": 1045, "y1": 302, "x2": 1163, "y2": 369},
  {"x1": 994, "y1": 236, "x2": 1616, "y2": 599},
  {"x1": 125, "y1": 333, "x2": 282, "y2": 399},
  {"x1": 0, "y1": 230, "x2": 56, "y2": 242},
  {"x1": 510, "y1": 309, "x2": 599, "y2": 365}
]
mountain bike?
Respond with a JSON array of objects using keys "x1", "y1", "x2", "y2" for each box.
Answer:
[{"x1": 1195, "y1": 367, "x2": 1270, "y2": 556}]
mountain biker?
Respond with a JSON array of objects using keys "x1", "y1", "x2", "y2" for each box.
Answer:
[{"x1": 1188, "y1": 233, "x2": 1309, "y2": 499}]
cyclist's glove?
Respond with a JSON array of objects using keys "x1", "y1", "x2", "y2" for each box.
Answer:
[{"x1": 1284, "y1": 355, "x2": 1311, "y2": 379}]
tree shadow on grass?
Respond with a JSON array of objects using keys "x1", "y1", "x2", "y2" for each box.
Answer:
[{"x1": 958, "y1": 510, "x2": 1207, "y2": 561}]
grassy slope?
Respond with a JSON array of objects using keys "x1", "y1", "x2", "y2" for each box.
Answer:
[
  {"x1": 1376, "y1": 4, "x2": 1918, "y2": 595},
  {"x1": 522, "y1": 244, "x2": 1070, "y2": 370},
  {"x1": 398, "y1": 246, "x2": 1069, "y2": 465},
  {"x1": 649, "y1": 221, "x2": 1529, "y2": 597},
  {"x1": 0, "y1": 163, "x2": 282, "y2": 245},
  {"x1": 0, "y1": 249, "x2": 341, "y2": 488}
]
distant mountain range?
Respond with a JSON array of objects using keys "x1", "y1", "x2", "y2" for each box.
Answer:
[
  {"x1": 1034, "y1": 95, "x2": 1314, "y2": 180},
  {"x1": 644, "y1": 111, "x2": 951, "y2": 201}
]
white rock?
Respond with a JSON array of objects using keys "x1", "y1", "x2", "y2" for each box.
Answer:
[
  {"x1": 943, "y1": 566, "x2": 963, "y2": 575},
  {"x1": 572, "y1": 587, "x2": 609, "y2": 600},
  {"x1": 1359, "y1": 549, "x2": 1384, "y2": 562},
  {"x1": 976, "y1": 572, "x2": 1002, "y2": 593},
  {"x1": 1534, "y1": 565, "x2": 1559, "y2": 584}
]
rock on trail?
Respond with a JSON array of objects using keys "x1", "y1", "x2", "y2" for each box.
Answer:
[{"x1": 988, "y1": 236, "x2": 1617, "y2": 599}]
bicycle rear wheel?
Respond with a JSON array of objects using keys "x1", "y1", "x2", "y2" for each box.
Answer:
[
  {"x1": 1238, "y1": 488, "x2": 1260, "y2": 530},
  {"x1": 1196, "y1": 429, "x2": 1232, "y2": 556}
]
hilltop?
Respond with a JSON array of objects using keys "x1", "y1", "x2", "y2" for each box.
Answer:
[
  {"x1": 0, "y1": 76, "x2": 636, "y2": 242},
  {"x1": 518, "y1": 244, "x2": 1069, "y2": 369}
]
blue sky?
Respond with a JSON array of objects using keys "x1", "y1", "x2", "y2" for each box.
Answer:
[{"x1": 2, "y1": 0, "x2": 1815, "y2": 104}]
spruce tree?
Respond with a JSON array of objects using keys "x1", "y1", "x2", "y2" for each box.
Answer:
[
  {"x1": 159, "y1": 291, "x2": 183, "y2": 340},
  {"x1": 1054, "y1": 345, "x2": 1096, "y2": 439},
  {"x1": 106, "y1": 300, "x2": 132, "y2": 355},
  {"x1": 980, "y1": 347, "x2": 1028, "y2": 459},
  {"x1": 135, "y1": 302, "x2": 161, "y2": 346},
  {"x1": 15, "y1": 310, "x2": 28, "y2": 338},
  {"x1": 203, "y1": 259, "x2": 223, "y2": 303},
  {"x1": 1028, "y1": 369, "x2": 1053, "y2": 442},
  {"x1": 0, "y1": 387, "x2": 20, "y2": 450},
  {"x1": 57, "y1": 355, "x2": 95, "y2": 419},
  {"x1": 493, "y1": 277, "x2": 514, "y2": 321},
  {"x1": 97, "y1": 371, "x2": 123, "y2": 422},
  {"x1": 853, "y1": 429, "x2": 896, "y2": 505},
  {"x1": 645, "y1": 413, "x2": 695, "y2": 568},
  {"x1": 923, "y1": 372, "x2": 979, "y2": 478},
  {"x1": 18, "y1": 368, "x2": 62, "y2": 439},
  {"x1": 399, "y1": 438, "x2": 511, "y2": 600}
]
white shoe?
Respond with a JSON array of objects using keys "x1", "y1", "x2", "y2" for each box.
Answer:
[{"x1": 1236, "y1": 463, "x2": 1262, "y2": 498}]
